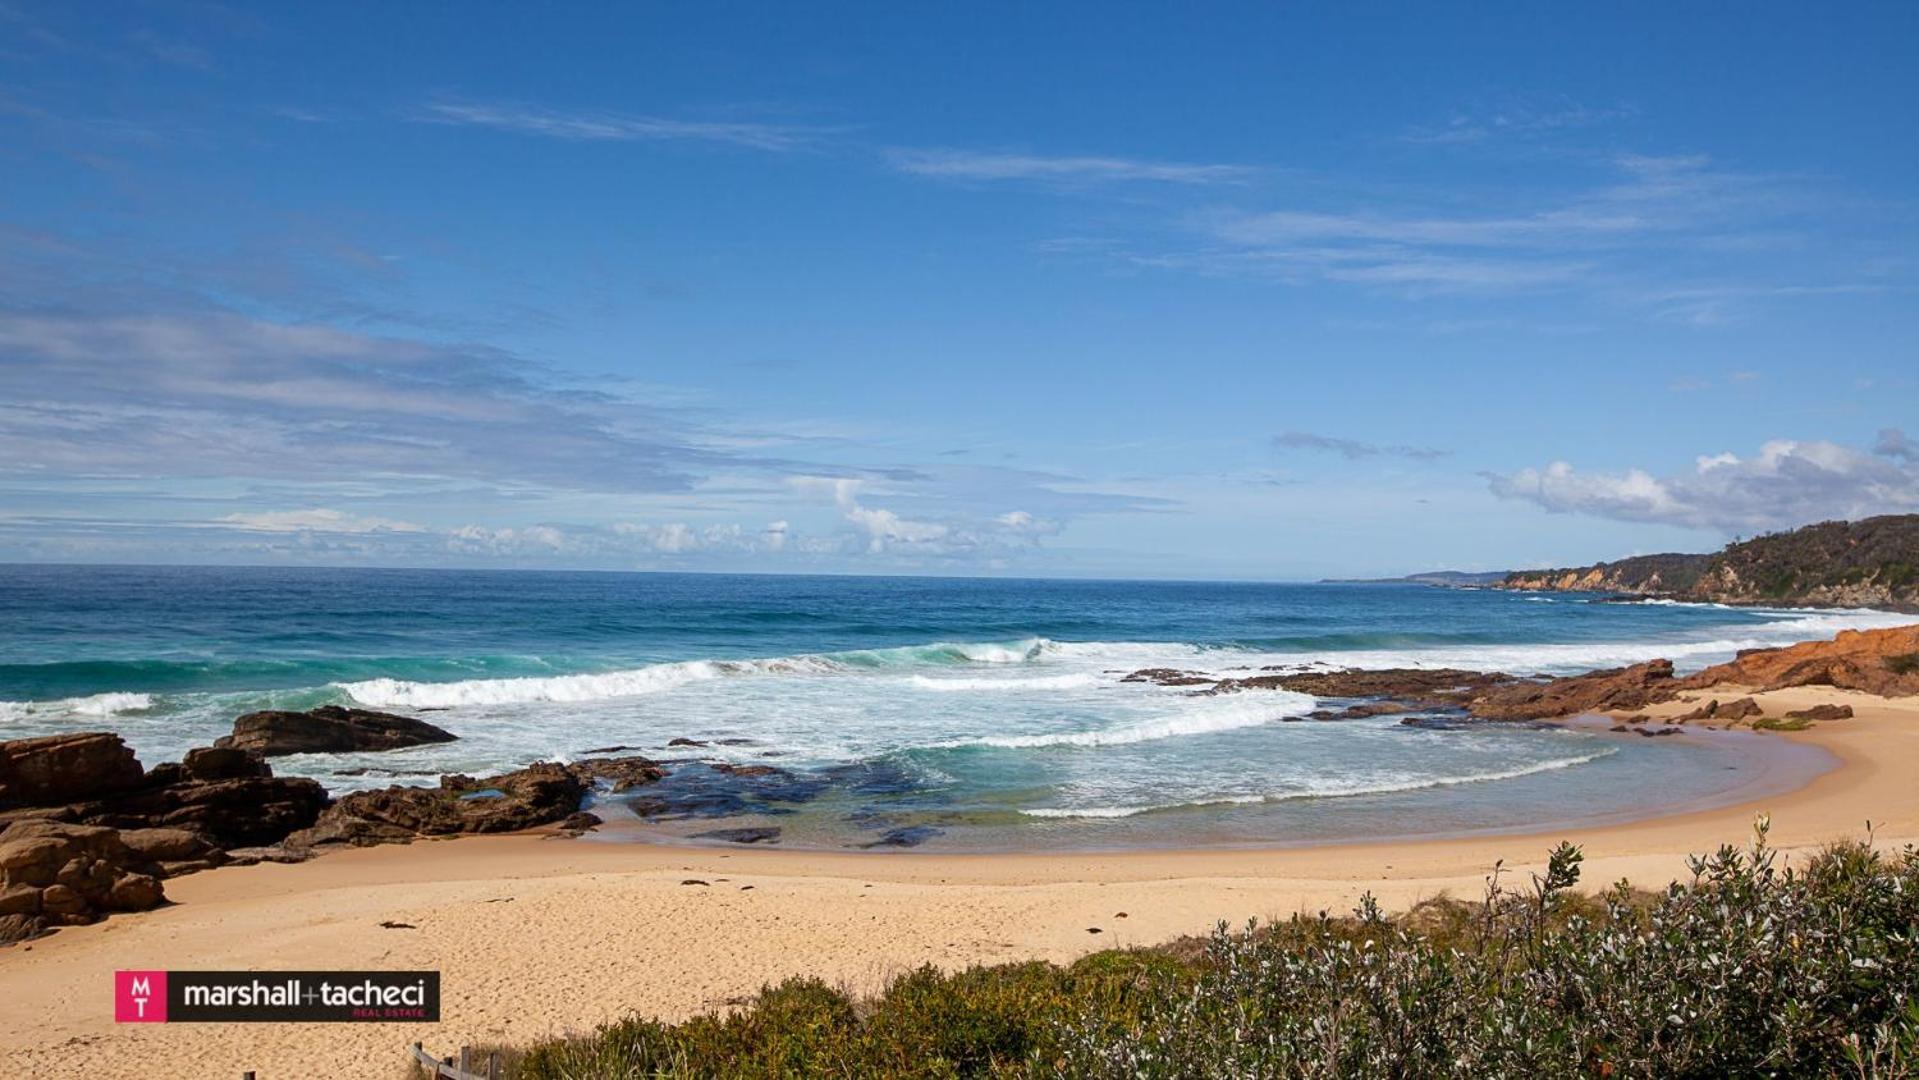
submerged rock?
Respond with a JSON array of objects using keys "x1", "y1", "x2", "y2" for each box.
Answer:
[
  {"x1": 858, "y1": 825, "x2": 943, "y2": 849},
  {"x1": 215, "y1": 705, "x2": 457, "y2": 757},
  {"x1": 691, "y1": 826, "x2": 781, "y2": 845}
]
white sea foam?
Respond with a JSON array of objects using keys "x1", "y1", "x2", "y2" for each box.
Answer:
[
  {"x1": 1019, "y1": 747, "x2": 1617, "y2": 817},
  {"x1": 945, "y1": 692, "x2": 1315, "y2": 749},
  {"x1": 908, "y1": 673, "x2": 1103, "y2": 693},
  {"x1": 0, "y1": 691, "x2": 154, "y2": 722}
]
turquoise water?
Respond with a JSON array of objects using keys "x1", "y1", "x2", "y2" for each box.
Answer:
[{"x1": 0, "y1": 566, "x2": 1888, "y2": 848}]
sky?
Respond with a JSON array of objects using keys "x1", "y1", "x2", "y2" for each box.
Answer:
[{"x1": 1, "y1": 2, "x2": 1915, "y2": 580}]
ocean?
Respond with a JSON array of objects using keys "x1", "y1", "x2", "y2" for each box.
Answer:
[{"x1": 1, "y1": 565, "x2": 1901, "y2": 850}]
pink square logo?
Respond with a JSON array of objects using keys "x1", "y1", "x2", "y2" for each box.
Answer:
[{"x1": 115, "y1": 970, "x2": 167, "y2": 1023}]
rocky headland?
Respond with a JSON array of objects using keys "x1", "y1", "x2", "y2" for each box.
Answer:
[{"x1": 1496, "y1": 514, "x2": 1919, "y2": 611}]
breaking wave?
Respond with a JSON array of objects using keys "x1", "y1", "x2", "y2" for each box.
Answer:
[
  {"x1": 0, "y1": 691, "x2": 155, "y2": 723},
  {"x1": 1019, "y1": 747, "x2": 1617, "y2": 817},
  {"x1": 941, "y1": 692, "x2": 1316, "y2": 749}
]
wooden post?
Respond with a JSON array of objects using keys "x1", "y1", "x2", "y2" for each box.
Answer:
[
  {"x1": 243, "y1": 1073, "x2": 256, "y2": 1080},
  {"x1": 488, "y1": 1051, "x2": 501, "y2": 1080},
  {"x1": 459, "y1": 1045, "x2": 471, "y2": 1075}
]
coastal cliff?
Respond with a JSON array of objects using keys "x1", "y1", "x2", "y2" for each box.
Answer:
[{"x1": 1499, "y1": 515, "x2": 1919, "y2": 611}]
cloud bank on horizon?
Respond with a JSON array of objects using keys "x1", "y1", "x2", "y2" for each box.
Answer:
[{"x1": 0, "y1": 3, "x2": 1913, "y2": 578}]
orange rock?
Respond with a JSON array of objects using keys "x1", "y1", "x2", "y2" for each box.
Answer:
[{"x1": 1677, "y1": 625, "x2": 1919, "y2": 697}]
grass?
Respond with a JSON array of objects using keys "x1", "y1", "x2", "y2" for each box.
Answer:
[
  {"x1": 447, "y1": 825, "x2": 1919, "y2": 1078},
  {"x1": 1754, "y1": 715, "x2": 1817, "y2": 732}
]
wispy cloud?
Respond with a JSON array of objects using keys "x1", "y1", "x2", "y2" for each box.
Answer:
[
  {"x1": 1400, "y1": 101, "x2": 1633, "y2": 146},
  {"x1": 886, "y1": 148, "x2": 1253, "y2": 186},
  {"x1": 0, "y1": 309, "x2": 749, "y2": 493},
  {"x1": 1118, "y1": 153, "x2": 1831, "y2": 300},
  {"x1": 221, "y1": 508, "x2": 425, "y2": 534},
  {"x1": 1274, "y1": 431, "x2": 1450, "y2": 461},
  {"x1": 412, "y1": 101, "x2": 828, "y2": 152},
  {"x1": 1487, "y1": 436, "x2": 1919, "y2": 532},
  {"x1": 1877, "y1": 428, "x2": 1919, "y2": 463}
]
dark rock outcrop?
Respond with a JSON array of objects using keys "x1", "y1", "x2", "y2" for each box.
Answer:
[
  {"x1": 1467, "y1": 660, "x2": 1680, "y2": 721},
  {"x1": 215, "y1": 705, "x2": 457, "y2": 757},
  {"x1": 64, "y1": 771, "x2": 329, "y2": 850},
  {"x1": 1120, "y1": 668, "x2": 1217, "y2": 687},
  {"x1": 0, "y1": 820, "x2": 167, "y2": 944},
  {"x1": 284, "y1": 756, "x2": 662, "y2": 849},
  {"x1": 287, "y1": 762, "x2": 584, "y2": 848},
  {"x1": 0, "y1": 733, "x2": 145, "y2": 809},
  {"x1": 0, "y1": 733, "x2": 327, "y2": 851},
  {"x1": 1785, "y1": 703, "x2": 1855, "y2": 722},
  {"x1": 570, "y1": 756, "x2": 668, "y2": 792}
]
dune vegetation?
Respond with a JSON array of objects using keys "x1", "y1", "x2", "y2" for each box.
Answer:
[{"x1": 461, "y1": 823, "x2": 1918, "y2": 1078}]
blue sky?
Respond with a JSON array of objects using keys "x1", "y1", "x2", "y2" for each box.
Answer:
[{"x1": 2, "y1": 2, "x2": 1915, "y2": 579}]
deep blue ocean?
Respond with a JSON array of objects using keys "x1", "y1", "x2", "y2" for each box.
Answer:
[{"x1": 1, "y1": 566, "x2": 1893, "y2": 849}]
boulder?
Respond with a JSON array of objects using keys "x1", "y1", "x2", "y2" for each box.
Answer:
[
  {"x1": 1675, "y1": 696, "x2": 1764, "y2": 722},
  {"x1": 0, "y1": 820, "x2": 167, "y2": 944},
  {"x1": 182, "y1": 746, "x2": 269, "y2": 780},
  {"x1": 214, "y1": 705, "x2": 457, "y2": 757},
  {"x1": 0, "y1": 733, "x2": 145, "y2": 809}
]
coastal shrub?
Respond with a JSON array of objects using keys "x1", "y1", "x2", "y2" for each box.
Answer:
[
  {"x1": 505, "y1": 829, "x2": 1919, "y2": 1079},
  {"x1": 1887, "y1": 651, "x2": 1919, "y2": 677}
]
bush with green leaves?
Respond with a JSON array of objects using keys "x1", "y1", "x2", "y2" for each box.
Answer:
[{"x1": 500, "y1": 825, "x2": 1919, "y2": 1078}]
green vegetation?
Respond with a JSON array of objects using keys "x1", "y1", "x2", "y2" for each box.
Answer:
[
  {"x1": 1753, "y1": 715, "x2": 1816, "y2": 732},
  {"x1": 1888, "y1": 652, "x2": 1919, "y2": 677},
  {"x1": 482, "y1": 827, "x2": 1919, "y2": 1078},
  {"x1": 1717, "y1": 515, "x2": 1919, "y2": 601}
]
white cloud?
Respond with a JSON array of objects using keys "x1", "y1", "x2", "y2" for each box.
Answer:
[
  {"x1": 819, "y1": 478, "x2": 950, "y2": 552},
  {"x1": 1488, "y1": 437, "x2": 1919, "y2": 532}
]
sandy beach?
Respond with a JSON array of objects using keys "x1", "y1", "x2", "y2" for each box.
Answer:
[{"x1": 3, "y1": 682, "x2": 1914, "y2": 1079}]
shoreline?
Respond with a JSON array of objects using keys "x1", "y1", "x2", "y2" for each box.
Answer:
[
  {"x1": 581, "y1": 713, "x2": 1838, "y2": 855},
  {"x1": 3, "y1": 682, "x2": 1913, "y2": 1078}
]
